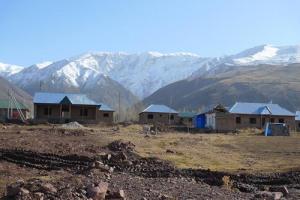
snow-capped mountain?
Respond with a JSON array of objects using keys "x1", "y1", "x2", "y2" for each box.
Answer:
[
  {"x1": 9, "y1": 52, "x2": 210, "y2": 98},
  {"x1": 0, "y1": 62, "x2": 24, "y2": 77},
  {"x1": 1, "y1": 44, "x2": 300, "y2": 105}
]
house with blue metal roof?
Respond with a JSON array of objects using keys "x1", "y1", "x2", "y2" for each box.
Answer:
[
  {"x1": 33, "y1": 92, "x2": 105, "y2": 123},
  {"x1": 139, "y1": 104, "x2": 179, "y2": 125},
  {"x1": 193, "y1": 104, "x2": 235, "y2": 131},
  {"x1": 97, "y1": 103, "x2": 115, "y2": 124},
  {"x1": 229, "y1": 102, "x2": 295, "y2": 130},
  {"x1": 295, "y1": 111, "x2": 300, "y2": 132}
]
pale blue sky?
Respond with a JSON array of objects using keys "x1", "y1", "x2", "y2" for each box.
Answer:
[{"x1": 0, "y1": 0, "x2": 299, "y2": 66}]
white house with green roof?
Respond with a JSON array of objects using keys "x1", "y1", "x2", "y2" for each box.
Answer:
[{"x1": 0, "y1": 99, "x2": 29, "y2": 121}]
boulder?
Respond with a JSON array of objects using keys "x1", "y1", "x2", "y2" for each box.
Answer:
[
  {"x1": 108, "y1": 189, "x2": 126, "y2": 199},
  {"x1": 6, "y1": 181, "x2": 24, "y2": 197},
  {"x1": 166, "y1": 149, "x2": 175, "y2": 154},
  {"x1": 255, "y1": 191, "x2": 283, "y2": 200},
  {"x1": 19, "y1": 188, "x2": 30, "y2": 197},
  {"x1": 269, "y1": 186, "x2": 289, "y2": 196},
  {"x1": 41, "y1": 183, "x2": 57, "y2": 194},
  {"x1": 33, "y1": 192, "x2": 44, "y2": 200},
  {"x1": 87, "y1": 182, "x2": 108, "y2": 200}
]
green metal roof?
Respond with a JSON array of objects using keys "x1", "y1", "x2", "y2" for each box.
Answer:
[{"x1": 0, "y1": 99, "x2": 28, "y2": 110}]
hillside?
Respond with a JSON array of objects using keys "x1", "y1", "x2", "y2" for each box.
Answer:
[{"x1": 144, "y1": 63, "x2": 300, "y2": 112}]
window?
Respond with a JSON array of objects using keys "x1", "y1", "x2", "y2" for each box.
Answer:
[
  {"x1": 270, "y1": 118, "x2": 275, "y2": 123},
  {"x1": 236, "y1": 117, "x2": 241, "y2": 124},
  {"x1": 44, "y1": 107, "x2": 52, "y2": 115},
  {"x1": 147, "y1": 114, "x2": 154, "y2": 119},
  {"x1": 262, "y1": 118, "x2": 266, "y2": 126},
  {"x1": 279, "y1": 118, "x2": 284, "y2": 123},
  {"x1": 189, "y1": 118, "x2": 192, "y2": 122},
  {"x1": 159, "y1": 114, "x2": 162, "y2": 117},
  {"x1": 170, "y1": 115, "x2": 174, "y2": 120},
  {"x1": 103, "y1": 113, "x2": 109, "y2": 118},
  {"x1": 249, "y1": 118, "x2": 256, "y2": 124},
  {"x1": 80, "y1": 108, "x2": 88, "y2": 116},
  {"x1": 298, "y1": 123, "x2": 300, "y2": 128}
]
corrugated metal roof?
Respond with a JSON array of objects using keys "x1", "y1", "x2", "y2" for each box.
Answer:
[
  {"x1": 0, "y1": 99, "x2": 28, "y2": 110},
  {"x1": 296, "y1": 111, "x2": 300, "y2": 121},
  {"x1": 178, "y1": 112, "x2": 196, "y2": 118},
  {"x1": 141, "y1": 104, "x2": 178, "y2": 114},
  {"x1": 99, "y1": 103, "x2": 114, "y2": 111},
  {"x1": 229, "y1": 102, "x2": 295, "y2": 116},
  {"x1": 33, "y1": 92, "x2": 99, "y2": 106}
]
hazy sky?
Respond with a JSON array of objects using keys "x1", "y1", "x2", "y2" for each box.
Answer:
[{"x1": 0, "y1": 0, "x2": 299, "y2": 66}]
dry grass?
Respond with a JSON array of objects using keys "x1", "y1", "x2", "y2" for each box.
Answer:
[{"x1": 103, "y1": 125, "x2": 300, "y2": 173}]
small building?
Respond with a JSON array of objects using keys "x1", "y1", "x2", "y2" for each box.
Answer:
[
  {"x1": 97, "y1": 103, "x2": 115, "y2": 124},
  {"x1": 296, "y1": 111, "x2": 300, "y2": 132},
  {"x1": 139, "y1": 104, "x2": 179, "y2": 125},
  {"x1": 229, "y1": 102, "x2": 295, "y2": 130},
  {"x1": 33, "y1": 92, "x2": 101, "y2": 123},
  {"x1": 205, "y1": 104, "x2": 235, "y2": 131},
  {"x1": 0, "y1": 99, "x2": 29, "y2": 122},
  {"x1": 178, "y1": 112, "x2": 196, "y2": 127}
]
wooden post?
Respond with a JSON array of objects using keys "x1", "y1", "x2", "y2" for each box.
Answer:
[
  {"x1": 69, "y1": 104, "x2": 71, "y2": 120},
  {"x1": 60, "y1": 104, "x2": 62, "y2": 119}
]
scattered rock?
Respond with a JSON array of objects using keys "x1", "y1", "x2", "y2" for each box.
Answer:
[{"x1": 166, "y1": 149, "x2": 175, "y2": 154}]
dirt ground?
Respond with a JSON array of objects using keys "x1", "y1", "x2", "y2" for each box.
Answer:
[{"x1": 0, "y1": 123, "x2": 300, "y2": 199}]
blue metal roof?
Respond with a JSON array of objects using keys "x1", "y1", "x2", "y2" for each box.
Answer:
[
  {"x1": 33, "y1": 92, "x2": 99, "y2": 106},
  {"x1": 99, "y1": 103, "x2": 114, "y2": 112},
  {"x1": 178, "y1": 112, "x2": 196, "y2": 118},
  {"x1": 296, "y1": 111, "x2": 300, "y2": 121},
  {"x1": 229, "y1": 102, "x2": 295, "y2": 116},
  {"x1": 142, "y1": 104, "x2": 178, "y2": 114}
]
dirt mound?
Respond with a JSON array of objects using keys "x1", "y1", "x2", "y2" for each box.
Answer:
[
  {"x1": 0, "y1": 148, "x2": 94, "y2": 172},
  {"x1": 108, "y1": 140, "x2": 135, "y2": 152},
  {"x1": 62, "y1": 121, "x2": 85, "y2": 129}
]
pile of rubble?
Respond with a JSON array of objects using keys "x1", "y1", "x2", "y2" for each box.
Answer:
[{"x1": 107, "y1": 140, "x2": 135, "y2": 152}]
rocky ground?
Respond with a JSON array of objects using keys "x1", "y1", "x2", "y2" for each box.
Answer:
[{"x1": 0, "y1": 124, "x2": 300, "y2": 199}]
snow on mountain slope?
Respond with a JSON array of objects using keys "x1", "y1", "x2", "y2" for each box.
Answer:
[
  {"x1": 0, "y1": 62, "x2": 24, "y2": 77},
  {"x1": 190, "y1": 44, "x2": 300, "y2": 79},
  {"x1": 9, "y1": 52, "x2": 209, "y2": 98},
  {"x1": 232, "y1": 44, "x2": 300, "y2": 65}
]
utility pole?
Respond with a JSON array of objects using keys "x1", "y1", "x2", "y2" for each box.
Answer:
[
  {"x1": 7, "y1": 90, "x2": 10, "y2": 119},
  {"x1": 118, "y1": 92, "x2": 121, "y2": 122},
  {"x1": 40, "y1": 81, "x2": 43, "y2": 92}
]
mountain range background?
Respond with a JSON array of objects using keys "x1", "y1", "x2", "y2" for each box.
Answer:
[{"x1": 1, "y1": 44, "x2": 300, "y2": 118}]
